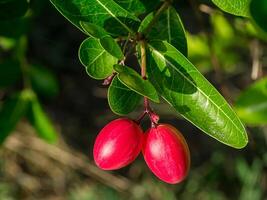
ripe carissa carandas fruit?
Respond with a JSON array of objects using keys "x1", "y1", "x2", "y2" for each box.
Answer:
[
  {"x1": 93, "y1": 118, "x2": 143, "y2": 170},
  {"x1": 143, "y1": 124, "x2": 190, "y2": 184}
]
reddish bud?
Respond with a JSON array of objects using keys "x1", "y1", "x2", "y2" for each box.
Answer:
[
  {"x1": 93, "y1": 118, "x2": 143, "y2": 170},
  {"x1": 143, "y1": 124, "x2": 190, "y2": 184}
]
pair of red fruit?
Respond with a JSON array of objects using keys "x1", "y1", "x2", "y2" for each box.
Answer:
[{"x1": 93, "y1": 118, "x2": 190, "y2": 184}]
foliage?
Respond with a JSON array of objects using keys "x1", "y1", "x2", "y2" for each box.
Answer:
[
  {"x1": 0, "y1": 2, "x2": 58, "y2": 143},
  {"x1": 235, "y1": 77, "x2": 267, "y2": 125},
  {"x1": 0, "y1": 0, "x2": 266, "y2": 198},
  {"x1": 47, "y1": 0, "x2": 267, "y2": 149}
]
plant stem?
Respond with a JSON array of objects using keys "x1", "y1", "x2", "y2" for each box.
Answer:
[
  {"x1": 250, "y1": 39, "x2": 262, "y2": 80},
  {"x1": 102, "y1": 72, "x2": 116, "y2": 86},
  {"x1": 16, "y1": 36, "x2": 31, "y2": 89},
  {"x1": 140, "y1": 40, "x2": 149, "y2": 111},
  {"x1": 142, "y1": 0, "x2": 171, "y2": 36},
  {"x1": 140, "y1": 40, "x2": 147, "y2": 80},
  {"x1": 138, "y1": 40, "x2": 159, "y2": 127}
]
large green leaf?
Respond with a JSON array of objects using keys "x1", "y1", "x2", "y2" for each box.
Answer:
[
  {"x1": 114, "y1": 64, "x2": 160, "y2": 103},
  {"x1": 0, "y1": 90, "x2": 32, "y2": 144},
  {"x1": 79, "y1": 37, "x2": 118, "y2": 79},
  {"x1": 49, "y1": 0, "x2": 140, "y2": 36},
  {"x1": 211, "y1": 0, "x2": 251, "y2": 17},
  {"x1": 80, "y1": 22, "x2": 124, "y2": 59},
  {"x1": 235, "y1": 78, "x2": 267, "y2": 125},
  {"x1": 139, "y1": 6, "x2": 187, "y2": 57},
  {"x1": 0, "y1": 0, "x2": 28, "y2": 21},
  {"x1": 108, "y1": 76, "x2": 141, "y2": 115},
  {"x1": 250, "y1": 0, "x2": 267, "y2": 33},
  {"x1": 27, "y1": 96, "x2": 58, "y2": 143},
  {"x1": 114, "y1": 0, "x2": 161, "y2": 16},
  {"x1": 147, "y1": 40, "x2": 248, "y2": 148},
  {"x1": 0, "y1": 59, "x2": 21, "y2": 88},
  {"x1": 29, "y1": 64, "x2": 59, "y2": 99}
]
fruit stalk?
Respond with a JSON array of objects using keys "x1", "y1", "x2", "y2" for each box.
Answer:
[{"x1": 138, "y1": 40, "x2": 159, "y2": 126}]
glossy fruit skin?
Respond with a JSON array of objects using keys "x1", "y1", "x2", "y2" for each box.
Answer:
[
  {"x1": 143, "y1": 124, "x2": 190, "y2": 184},
  {"x1": 93, "y1": 118, "x2": 143, "y2": 170}
]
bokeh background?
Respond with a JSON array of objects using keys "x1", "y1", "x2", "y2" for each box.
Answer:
[{"x1": 0, "y1": 0, "x2": 266, "y2": 199}]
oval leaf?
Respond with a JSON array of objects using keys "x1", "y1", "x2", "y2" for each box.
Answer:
[
  {"x1": 80, "y1": 22, "x2": 124, "y2": 59},
  {"x1": 250, "y1": 0, "x2": 267, "y2": 33},
  {"x1": 0, "y1": 90, "x2": 32, "y2": 144},
  {"x1": 50, "y1": 0, "x2": 140, "y2": 36},
  {"x1": 108, "y1": 76, "x2": 141, "y2": 115},
  {"x1": 211, "y1": 0, "x2": 250, "y2": 17},
  {"x1": 139, "y1": 6, "x2": 187, "y2": 57},
  {"x1": 27, "y1": 96, "x2": 58, "y2": 143},
  {"x1": 235, "y1": 77, "x2": 267, "y2": 125},
  {"x1": 114, "y1": 64, "x2": 160, "y2": 103},
  {"x1": 79, "y1": 37, "x2": 117, "y2": 79},
  {"x1": 147, "y1": 40, "x2": 248, "y2": 149}
]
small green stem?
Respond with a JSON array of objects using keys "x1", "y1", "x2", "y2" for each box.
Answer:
[
  {"x1": 142, "y1": 0, "x2": 171, "y2": 36},
  {"x1": 16, "y1": 36, "x2": 31, "y2": 89}
]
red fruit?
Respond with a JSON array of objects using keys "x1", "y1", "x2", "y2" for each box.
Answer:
[
  {"x1": 93, "y1": 118, "x2": 143, "y2": 170},
  {"x1": 143, "y1": 124, "x2": 190, "y2": 184}
]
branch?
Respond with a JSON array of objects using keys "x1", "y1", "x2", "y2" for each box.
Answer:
[
  {"x1": 4, "y1": 124, "x2": 134, "y2": 193},
  {"x1": 142, "y1": 0, "x2": 171, "y2": 36},
  {"x1": 250, "y1": 39, "x2": 263, "y2": 80}
]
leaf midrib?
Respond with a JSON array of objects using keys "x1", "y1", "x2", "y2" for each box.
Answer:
[
  {"x1": 95, "y1": 0, "x2": 134, "y2": 34},
  {"x1": 149, "y1": 44, "x2": 245, "y2": 137},
  {"x1": 87, "y1": 49, "x2": 105, "y2": 67}
]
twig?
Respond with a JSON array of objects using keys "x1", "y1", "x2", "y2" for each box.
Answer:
[
  {"x1": 4, "y1": 127, "x2": 134, "y2": 193},
  {"x1": 138, "y1": 41, "x2": 159, "y2": 126},
  {"x1": 102, "y1": 72, "x2": 116, "y2": 86},
  {"x1": 142, "y1": 0, "x2": 171, "y2": 36},
  {"x1": 250, "y1": 39, "x2": 263, "y2": 80},
  {"x1": 16, "y1": 36, "x2": 32, "y2": 89}
]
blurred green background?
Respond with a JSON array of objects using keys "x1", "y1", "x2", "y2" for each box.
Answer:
[{"x1": 0, "y1": 0, "x2": 266, "y2": 199}]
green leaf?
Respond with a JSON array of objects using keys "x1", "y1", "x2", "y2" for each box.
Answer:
[
  {"x1": 29, "y1": 64, "x2": 59, "y2": 99},
  {"x1": 0, "y1": 59, "x2": 21, "y2": 88},
  {"x1": 139, "y1": 6, "x2": 188, "y2": 57},
  {"x1": 27, "y1": 96, "x2": 58, "y2": 143},
  {"x1": 0, "y1": 90, "x2": 32, "y2": 144},
  {"x1": 235, "y1": 77, "x2": 267, "y2": 125},
  {"x1": 211, "y1": 12, "x2": 234, "y2": 42},
  {"x1": 78, "y1": 37, "x2": 118, "y2": 79},
  {"x1": 80, "y1": 22, "x2": 124, "y2": 59},
  {"x1": 108, "y1": 76, "x2": 141, "y2": 115},
  {"x1": 49, "y1": 0, "x2": 140, "y2": 36},
  {"x1": 187, "y1": 32, "x2": 211, "y2": 73},
  {"x1": 113, "y1": 0, "x2": 161, "y2": 16},
  {"x1": 211, "y1": 0, "x2": 251, "y2": 17},
  {"x1": 114, "y1": 64, "x2": 160, "y2": 103},
  {"x1": 147, "y1": 40, "x2": 248, "y2": 148},
  {"x1": 0, "y1": 0, "x2": 28, "y2": 21},
  {"x1": 250, "y1": 0, "x2": 267, "y2": 33}
]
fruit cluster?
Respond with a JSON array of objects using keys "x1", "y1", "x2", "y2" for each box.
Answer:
[{"x1": 93, "y1": 118, "x2": 190, "y2": 184}]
